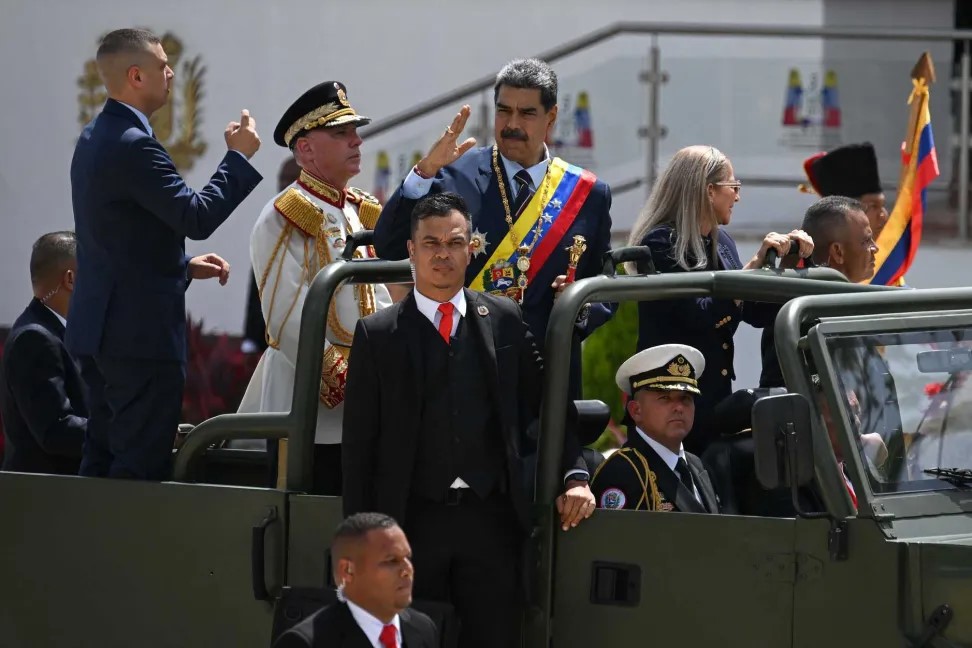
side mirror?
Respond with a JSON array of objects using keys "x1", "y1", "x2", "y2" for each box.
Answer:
[{"x1": 752, "y1": 393, "x2": 814, "y2": 489}]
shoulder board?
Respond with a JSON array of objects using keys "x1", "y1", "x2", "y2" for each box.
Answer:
[
  {"x1": 346, "y1": 186, "x2": 382, "y2": 230},
  {"x1": 274, "y1": 188, "x2": 323, "y2": 237}
]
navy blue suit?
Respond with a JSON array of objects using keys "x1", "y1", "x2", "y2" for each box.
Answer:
[
  {"x1": 636, "y1": 225, "x2": 775, "y2": 454},
  {"x1": 68, "y1": 99, "x2": 262, "y2": 479},
  {"x1": 1, "y1": 299, "x2": 87, "y2": 475},
  {"x1": 373, "y1": 146, "x2": 615, "y2": 381}
]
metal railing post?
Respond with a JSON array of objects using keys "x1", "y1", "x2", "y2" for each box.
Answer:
[
  {"x1": 639, "y1": 34, "x2": 666, "y2": 199},
  {"x1": 960, "y1": 40, "x2": 970, "y2": 241}
]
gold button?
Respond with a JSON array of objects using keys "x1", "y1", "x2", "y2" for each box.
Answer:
[
  {"x1": 722, "y1": 343, "x2": 729, "y2": 350},
  {"x1": 721, "y1": 369, "x2": 728, "y2": 376},
  {"x1": 726, "y1": 316, "x2": 732, "y2": 322}
]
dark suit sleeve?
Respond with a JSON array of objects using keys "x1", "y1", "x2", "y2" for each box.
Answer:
[
  {"x1": 644, "y1": 229, "x2": 740, "y2": 331},
  {"x1": 126, "y1": 138, "x2": 262, "y2": 241},
  {"x1": 374, "y1": 182, "x2": 420, "y2": 260},
  {"x1": 576, "y1": 181, "x2": 617, "y2": 339},
  {"x1": 271, "y1": 628, "x2": 312, "y2": 648},
  {"x1": 342, "y1": 319, "x2": 380, "y2": 516},
  {"x1": 4, "y1": 329, "x2": 85, "y2": 457},
  {"x1": 591, "y1": 454, "x2": 640, "y2": 510}
]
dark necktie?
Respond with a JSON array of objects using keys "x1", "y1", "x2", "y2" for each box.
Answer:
[
  {"x1": 511, "y1": 169, "x2": 534, "y2": 217},
  {"x1": 675, "y1": 457, "x2": 696, "y2": 497}
]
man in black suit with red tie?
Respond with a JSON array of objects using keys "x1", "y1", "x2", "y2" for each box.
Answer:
[
  {"x1": 343, "y1": 192, "x2": 596, "y2": 648},
  {"x1": 274, "y1": 513, "x2": 438, "y2": 648},
  {"x1": 1, "y1": 232, "x2": 87, "y2": 475}
]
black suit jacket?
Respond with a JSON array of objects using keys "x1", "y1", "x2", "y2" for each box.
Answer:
[
  {"x1": 342, "y1": 289, "x2": 586, "y2": 529},
  {"x1": 1, "y1": 299, "x2": 87, "y2": 474},
  {"x1": 67, "y1": 99, "x2": 262, "y2": 363},
  {"x1": 592, "y1": 429, "x2": 719, "y2": 513},
  {"x1": 273, "y1": 602, "x2": 437, "y2": 648}
]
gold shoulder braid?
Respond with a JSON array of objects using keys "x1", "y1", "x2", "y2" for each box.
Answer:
[
  {"x1": 274, "y1": 188, "x2": 324, "y2": 236},
  {"x1": 346, "y1": 186, "x2": 382, "y2": 230},
  {"x1": 594, "y1": 447, "x2": 663, "y2": 511}
]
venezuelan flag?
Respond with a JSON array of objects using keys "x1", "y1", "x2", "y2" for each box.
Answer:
[{"x1": 871, "y1": 53, "x2": 939, "y2": 286}]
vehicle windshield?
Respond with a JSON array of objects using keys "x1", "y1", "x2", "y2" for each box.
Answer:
[{"x1": 824, "y1": 327, "x2": 972, "y2": 494}]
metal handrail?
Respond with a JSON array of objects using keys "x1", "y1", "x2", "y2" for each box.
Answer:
[
  {"x1": 360, "y1": 21, "x2": 972, "y2": 139},
  {"x1": 171, "y1": 258, "x2": 413, "y2": 489}
]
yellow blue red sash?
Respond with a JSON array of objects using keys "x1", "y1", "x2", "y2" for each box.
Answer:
[{"x1": 471, "y1": 157, "x2": 596, "y2": 294}]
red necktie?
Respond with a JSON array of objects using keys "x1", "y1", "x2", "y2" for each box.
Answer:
[
  {"x1": 437, "y1": 302, "x2": 454, "y2": 344},
  {"x1": 379, "y1": 624, "x2": 398, "y2": 648}
]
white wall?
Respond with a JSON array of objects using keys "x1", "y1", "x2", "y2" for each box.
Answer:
[{"x1": 0, "y1": 0, "x2": 961, "y2": 336}]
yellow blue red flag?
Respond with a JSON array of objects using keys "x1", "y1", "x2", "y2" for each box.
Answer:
[{"x1": 871, "y1": 52, "x2": 939, "y2": 286}]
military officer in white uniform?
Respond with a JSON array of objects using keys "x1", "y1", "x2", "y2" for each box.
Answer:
[{"x1": 239, "y1": 81, "x2": 391, "y2": 494}]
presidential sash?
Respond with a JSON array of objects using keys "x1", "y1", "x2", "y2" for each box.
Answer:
[{"x1": 471, "y1": 157, "x2": 596, "y2": 297}]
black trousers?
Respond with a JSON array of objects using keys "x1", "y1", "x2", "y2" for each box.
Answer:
[
  {"x1": 78, "y1": 355, "x2": 185, "y2": 480},
  {"x1": 405, "y1": 491, "x2": 522, "y2": 648}
]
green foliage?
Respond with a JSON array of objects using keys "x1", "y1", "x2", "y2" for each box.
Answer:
[{"x1": 581, "y1": 299, "x2": 638, "y2": 443}]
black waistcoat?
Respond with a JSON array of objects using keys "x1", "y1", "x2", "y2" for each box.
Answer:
[{"x1": 411, "y1": 316, "x2": 505, "y2": 500}]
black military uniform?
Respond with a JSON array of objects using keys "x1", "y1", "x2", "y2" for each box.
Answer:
[{"x1": 592, "y1": 344, "x2": 719, "y2": 513}]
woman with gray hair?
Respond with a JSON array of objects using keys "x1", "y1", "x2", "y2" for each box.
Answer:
[{"x1": 628, "y1": 145, "x2": 812, "y2": 454}]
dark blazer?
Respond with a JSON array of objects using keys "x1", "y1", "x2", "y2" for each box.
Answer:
[
  {"x1": 273, "y1": 602, "x2": 438, "y2": 648},
  {"x1": 1, "y1": 299, "x2": 87, "y2": 474},
  {"x1": 373, "y1": 146, "x2": 615, "y2": 353},
  {"x1": 342, "y1": 289, "x2": 586, "y2": 529},
  {"x1": 67, "y1": 99, "x2": 262, "y2": 363},
  {"x1": 591, "y1": 429, "x2": 719, "y2": 514},
  {"x1": 637, "y1": 225, "x2": 776, "y2": 453}
]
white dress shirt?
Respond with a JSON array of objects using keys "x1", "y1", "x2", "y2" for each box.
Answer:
[
  {"x1": 346, "y1": 600, "x2": 402, "y2": 648},
  {"x1": 401, "y1": 146, "x2": 551, "y2": 199},
  {"x1": 636, "y1": 427, "x2": 702, "y2": 503},
  {"x1": 413, "y1": 287, "x2": 466, "y2": 338}
]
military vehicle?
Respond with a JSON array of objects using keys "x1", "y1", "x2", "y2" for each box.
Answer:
[{"x1": 3, "y1": 252, "x2": 971, "y2": 647}]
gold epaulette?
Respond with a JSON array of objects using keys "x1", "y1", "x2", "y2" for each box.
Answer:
[
  {"x1": 347, "y1": 186, "x2": 382, "y2": 230},
  {"x1": 274, "y1": 188, "x2": 323, "y2": 237}
]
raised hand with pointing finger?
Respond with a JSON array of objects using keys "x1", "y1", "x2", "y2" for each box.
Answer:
[{"x1": 225, "y1": 109, "x2": 261, "y2": 159}]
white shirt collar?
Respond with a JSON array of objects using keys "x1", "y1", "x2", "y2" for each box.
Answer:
[
  {"x1": 346, "y1": 600, "x2": 401, "y2": 648},
  {"x1": 413, "y1": 287, "x2": 466, "y2": 324},
  {"x1": 499, "y1": 145, "x2": 550, "y2": 193},
  {"x1": 43, "y1": 304, "x2": 67, "y2": 328},
  {"x1": 636, "y1": 427, "x2": 687, "y2": 473},
  {"x1": 116, "y1": 100, "x2": 154, "y2": 137}
]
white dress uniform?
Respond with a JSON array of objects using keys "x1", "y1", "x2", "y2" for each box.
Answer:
[{"x1": 238, "y1": 168, "x2": 391, "y2": 444}]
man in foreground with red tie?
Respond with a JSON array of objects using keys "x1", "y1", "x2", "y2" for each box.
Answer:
[
  {"x1": 343, "y1": 191, "x2": 595, "y2": 647},
  {"x1": 273, "y1": 513, "x2": 437, "y2": 647}
]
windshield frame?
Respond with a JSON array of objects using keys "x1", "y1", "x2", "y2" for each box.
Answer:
[{"x1": 808, "y1": 311, "x2": 972, "y2": 520}]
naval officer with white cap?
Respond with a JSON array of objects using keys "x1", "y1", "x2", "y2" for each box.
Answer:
[{"x1": 592, "y1": 344, "x2": 720, "y2": 513}]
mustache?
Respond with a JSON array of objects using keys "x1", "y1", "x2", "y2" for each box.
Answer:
[{"x1": 500, "y1": 128, "x2": 528, "y2": 141}]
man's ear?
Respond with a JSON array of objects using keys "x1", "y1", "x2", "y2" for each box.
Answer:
[
  {"x1": 407, "y1": 239, "x2": 415, "y2": 264},
  {"x1": 830, "y1": 241, "x2": 845, "y2": 265},
  {"x1": 63, "y1": 269, "x2": 75, "y2": 291},
  {"x1": 625, "y1": 398, "x2": 640, "y2": 423},
  {"x1": 336, "y1": 557, "x2": 354, "y2": 584},
  {"x1": 545, "y1": 104, "x2": 559, "y2": 136}
]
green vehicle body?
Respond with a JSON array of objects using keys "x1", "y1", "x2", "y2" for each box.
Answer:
[{"x1": 3, "y1": 257, "x2": 971, "y2": 648}]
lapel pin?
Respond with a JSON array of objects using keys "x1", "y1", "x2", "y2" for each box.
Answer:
[{"x1": 477, "y1": 305, "x2": 489, "y2": 316}]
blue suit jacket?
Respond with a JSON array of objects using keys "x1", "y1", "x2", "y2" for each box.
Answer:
[
  {"x1": 1, "y1": 299, "x2": 87, "y2": 475},
  {"x1": 374, "y1": 146, "x2": 614, "y2": 354},
  {"x1": 636, "y1": 225, "x2": 776, "y2": 453},
  {"x1": 67, "y1": 99, "x2": 262, "y2": 363}
]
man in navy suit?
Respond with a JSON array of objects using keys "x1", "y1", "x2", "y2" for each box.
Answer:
[
  {"x1": 68, "y1": 28, "x2": 263, "y2": 480},
  {"x1": 1, "y1": 232, "x2": 87, "y2": 475},
  {"x1": 374, "y1": 59, "x2": 614, "y2": 392}
]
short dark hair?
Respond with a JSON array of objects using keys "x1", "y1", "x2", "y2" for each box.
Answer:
[
  {"x1": 331, "y1": 513, "x2": 399, "y2": 565},
  {"x1": 30, "y1": 231, "x2": 77, "y2": 285},
  {"x1": 96, "y1": 28, "x2": 161, "y2": 61},
  {"x1": 410, "y1": 192, "x2": 472, "y2": 239},
  {"x1": 801, "y1": 195, "x2": 865, "y2": 265},
  {"x1": 494, "y1": 58, "x2": 558, "y2": 112}
]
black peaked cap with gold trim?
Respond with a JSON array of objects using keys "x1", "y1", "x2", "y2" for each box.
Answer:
[
  {"x1": 615, "y1": 344, "x2": 706, "y2": 397},
  {"x1": 804, "y1": 142, "x2": 882, "y2": 198},
  {"x1": 274, "y1": 81, "x2": 371, "y2": 148}
]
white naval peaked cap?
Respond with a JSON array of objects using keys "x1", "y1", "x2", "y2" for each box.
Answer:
[{"x1": 615, "y1": 343, "x2": 706, "y2": 396}]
